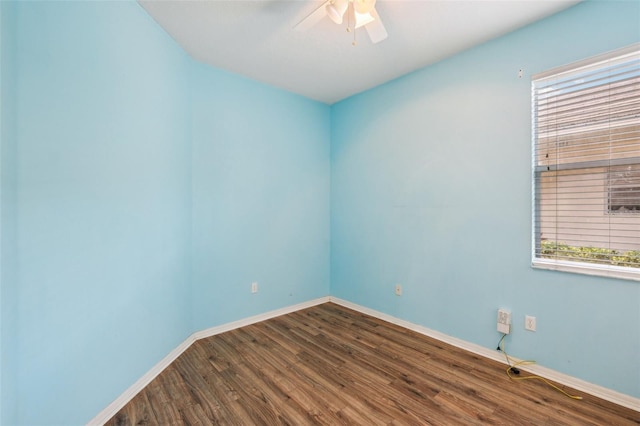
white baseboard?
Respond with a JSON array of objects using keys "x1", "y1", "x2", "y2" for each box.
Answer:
[
  {"x1": 192, "y1": 296, "x2": 330, "y2": 341},
  {"x1": 89, "y1": 295, "x2": 638, "y2": 424},
  {"x1": 87, "y1": 335, "x2": 197, "y2": 426},
  {"x1": 87, "y1": 296, "x2": 330, "y2": 425},
  {"x1": 328, "y1": 296, "x2": 640, "y2": 412}
]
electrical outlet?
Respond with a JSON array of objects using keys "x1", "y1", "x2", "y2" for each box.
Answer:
[
  {"x1": 251, "y1": 282, "x2": 258, "y2": 294},
  {"x1": 395, "y1": 284, "x2": 402, "y2": 296},
  {"x1": 497, "y1": 309, "x2": 511, "y2": 334},
  {"x1": 525, "y1": 315, "x2": 536, "y2": 332}
]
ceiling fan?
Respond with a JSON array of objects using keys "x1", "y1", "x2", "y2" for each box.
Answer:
[{"x1": 294, "y1": 0, "x2": 388, "y2": 45}]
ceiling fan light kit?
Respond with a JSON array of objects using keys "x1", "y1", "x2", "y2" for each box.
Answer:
[
  {"x1": 354, "y1": 0, "x2": 376, "y2": 14},
  {"x1": 354, "y1": 10, "x2": 375, "y2": 29},
  {"x1": 327, "y1": 0, "x2": 349, "y2": 24},
  {"x1": 296, "y1": 0, "x2": 388, "y2": 45}
]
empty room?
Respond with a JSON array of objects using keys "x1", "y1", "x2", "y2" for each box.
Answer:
[{"x1": 1, "y1": 0, "x2": 639, "y2": 424}]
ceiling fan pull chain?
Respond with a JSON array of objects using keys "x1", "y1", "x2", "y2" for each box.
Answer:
[
  {"x1": 352, "y1": 24, "x2": 357, "y2": 46},
  {"x1": 353, "y1": 1, "x2": 358, "y2": 45}
]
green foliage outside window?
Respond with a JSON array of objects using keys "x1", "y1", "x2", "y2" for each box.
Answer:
[{"x1": 540, "y1": 241, "x2": 640, "y2": 268}]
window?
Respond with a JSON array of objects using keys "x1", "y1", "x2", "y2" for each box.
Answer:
[
  {"x1": 532, "y1": 44, "x2": 640, "y2": 280},
  {"x1": 608, "y1": 165, "x2": 640, "y2": 213}
]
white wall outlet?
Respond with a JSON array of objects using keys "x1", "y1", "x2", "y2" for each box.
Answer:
[
  {"x1": 251, "y1": 282, "x2": 258, "y2": 294},
  {"x1": 525, "y1": 315, "x2": 536, "y2": 331},
  {"x1": 395, "y1": 284, "x2": 402, "y2": 296},
  {"x1": 497, "y1": 309, "x2": 511, "y2": 334}
]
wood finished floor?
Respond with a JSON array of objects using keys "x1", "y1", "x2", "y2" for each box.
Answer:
[{"x1": 106, "y1": 303, "x2": 640, "y2": 425}]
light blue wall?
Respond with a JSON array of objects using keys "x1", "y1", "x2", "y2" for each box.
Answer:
[
  {"x1": 331, "y1": 0, "x2": 640, "y2": 398},
  {"x1": 190, "y1": 64, "x2": 331, "y2": 330},
  {"x1": 1, "y1": 1, "x2": 19, "y2": 423},
  {"x1": 2, "y1": 1, "x2": 331, "y2": 424},
  {"x1": 7, "y1": 1, "x2": 192, "y2": 424}
]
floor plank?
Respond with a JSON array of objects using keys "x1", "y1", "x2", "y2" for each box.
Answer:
[{"x1": 105, "y1": 303, "x2": 640, "y2": 425}]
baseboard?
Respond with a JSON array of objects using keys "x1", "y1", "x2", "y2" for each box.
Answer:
[
  {"x1": 192, "y1": 296, "x2": 330, "y2": 341},
  {"x1": 87, "y1": 335, "x2": 197, "y2": 426},
  {"x1": 87, "y1": 296, "x2": 330, "y2": 425},
  {"x1": 328, "y1": 296, "x2": 640, "y2": 412}
]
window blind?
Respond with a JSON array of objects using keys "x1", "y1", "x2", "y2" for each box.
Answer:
[{"x1": 532, "y1": 44, "x2": 640, "y2": 280}]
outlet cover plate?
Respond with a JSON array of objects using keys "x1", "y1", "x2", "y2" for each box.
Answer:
[
  {"x1": 525, "y1": 315, "x2": 536, "y2": 331},
  {"x1": 497, "y1": 309, "x2": 511, "y2": 334}
]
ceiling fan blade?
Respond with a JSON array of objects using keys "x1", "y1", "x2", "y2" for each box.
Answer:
[
  {"x1": 365, "y1": 7, "x2": 388, "y2": 43},
  {"x1": 294, "y1": 1, "x2": 330, "y2": 31}
]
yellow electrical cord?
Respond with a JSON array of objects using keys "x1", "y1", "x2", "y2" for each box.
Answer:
[{"x1": 498, "y1": 334, "x2": 583, "y2": 401}]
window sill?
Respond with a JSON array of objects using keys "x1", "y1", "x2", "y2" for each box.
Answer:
[{"x1": 532, "y1": 258, "x2": 640, "y2": 282}]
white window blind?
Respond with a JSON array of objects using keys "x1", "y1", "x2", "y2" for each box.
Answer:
[{"x1": 532, "y1": 44, "x2": 640, "y2": 281}]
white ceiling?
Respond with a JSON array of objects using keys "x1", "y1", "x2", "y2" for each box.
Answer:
[{"x1": 139, "y1": 0, "x2": 582, "y2": 104}]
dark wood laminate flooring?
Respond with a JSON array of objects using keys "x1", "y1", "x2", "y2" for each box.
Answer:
[{"x1": 106, "y1": 302, "x2": 640, "y2": 425}]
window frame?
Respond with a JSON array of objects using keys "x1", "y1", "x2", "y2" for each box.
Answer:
[{"x1": 531, "y1": 43, "x2": 640, "y2": 282}]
